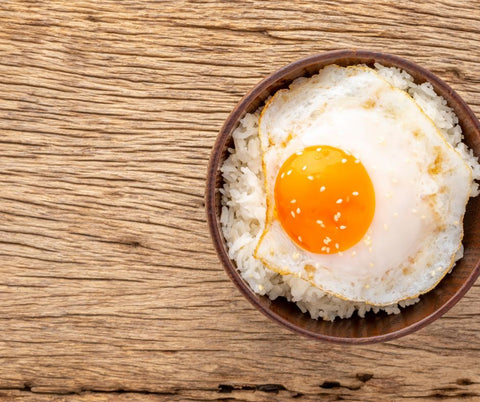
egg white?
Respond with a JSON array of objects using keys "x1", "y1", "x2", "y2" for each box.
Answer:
[{"x1": 254, "y1": 65, "x2": 472, "y2": 306}]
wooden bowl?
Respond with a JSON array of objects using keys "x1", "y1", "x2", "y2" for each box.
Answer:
[{"x1": 206, "y1": 50, "x2": 480, "y2": 344}]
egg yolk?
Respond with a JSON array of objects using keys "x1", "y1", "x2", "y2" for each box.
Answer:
[{"x1": 274, "y1": 145, "x2": 375, "y2": 254}]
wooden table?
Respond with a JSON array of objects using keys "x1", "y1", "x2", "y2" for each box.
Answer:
[{"x1": 0, "y1": 1, "x2": 479, "y2": 400}]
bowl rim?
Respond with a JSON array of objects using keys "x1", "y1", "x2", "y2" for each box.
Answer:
[{"x1": 205, "y1": 49, "x2": 480, "y2": 344}]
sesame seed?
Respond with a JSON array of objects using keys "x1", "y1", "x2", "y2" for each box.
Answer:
[
  {"x1": 338, "y1": 251, "x2": 343, "y2": 256},
  {"x1": 326, "y1": 247, "x2": 330, "y2": 253},
  {"x1": 384, "y1": 224, "x2": 389, "y2": 231},
  {"x1": 355, "y1": 159, "x2": 360, "y2": 164},
  {"x1": 307, "y1": 175, "x2": 314, "y2": 181},
  {"x1": 298, "y1": 236, "x2": 302, "y2": 242},
  {"x1": 321, "y1": 246, "x2": 327, "y2": 252},
  {"x1": 341, "y1": 158, "x2": 347, "y2": 163},
  {"x1": 364, "y1": 284, "x2": 370, "y2": 289},
  {"x1": 316, "y1": 147, "x2": 322, "y2": 152},
  {"x1": 339, "y1": 225, "x2": 346, "y2": 229},
  {"x1": 292, "y1": 252, "x2": 300, "y2": 260},
  {"x1": 336, "y1": 198, "x2": 343, "y2": 204},
  {"x1": 320, "y1": 186, "x2": 326, "y2": 192},
  {"x1": 296, "y1": 207, "x2": 301, "y2": 214},
  {"x1": 352, "y1": 191, "x2": 359, "y2": 196},
  {"x1": 351, "y1": 251, "x2": 357, "y2": 256},
  {"x1": 302, "y1": 165, "x2": 307, "y2": 171},
  {"x1": 281, "y1": 172, "x2": 285, "y2": 179},
  {"x1": 323, "y1": 236, "x2": 331, "y2": 245},
  {"x1": 315, "y1": 263, "x2": 320, "y2": 269},
  {"x1": 258, "y1": 284, "x2": 264, "y2": 291},
  {"x1": 290, "y1": 211, "x2": 295, "y2": 218},
  {"x1": 334, "y1": 212, "x2": 341, "y2": 222},
  {"x1": 431, "y1": 271, "x2": 435, "y2": 277},
  {"x1": 287, "y1": 170, "x2": 292, "y2": 175},
  {"x1": 316, "y1": 220, "x2": 325, "y2": 227},
  {"x1": 335, "y1": 243, "x2": 339, "y2": 249},
  {"x1": 296, "y1": 151, "x2": 303, "y2": 155},
  {"x1": 290, "y1": 199, "x2": 296, "y2": 204}
]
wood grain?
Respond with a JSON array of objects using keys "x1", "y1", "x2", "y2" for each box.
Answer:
[{"x1": 0, "y1": 0, "x2": 479, "y2": 400}]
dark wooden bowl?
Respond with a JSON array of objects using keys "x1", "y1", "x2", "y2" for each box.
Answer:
[{"x1": 206, "y1": 50, "x2": 480, "y2": 344}]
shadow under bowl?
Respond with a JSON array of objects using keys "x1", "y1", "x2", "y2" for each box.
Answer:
[{"x1": 206, "y1": 49, "x2": 480, "y2": 344}]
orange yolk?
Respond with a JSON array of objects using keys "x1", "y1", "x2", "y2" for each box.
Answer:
[{"x1": 274, "y1": 145, "x2": 375, "y2": 254}]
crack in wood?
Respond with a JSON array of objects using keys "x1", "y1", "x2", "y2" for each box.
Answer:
[
  {"x1": 319, "y1": 380, "x2": 362, "y2": 391},
  {"x1": 218, "y1": 383, "x2": 287, "y2": 394},
  {"x1": 356, "y1": 373, "x2": 374, "y2": 383},
  {"x1": 0, "y1": 385, "x2": 177, "y2": 396},
  {"x1": 428, "y1": 392, "x2": 480, "y2": 399},
  {"x1": 456, "y1": 378, "x2": 474, "y2": 386}
]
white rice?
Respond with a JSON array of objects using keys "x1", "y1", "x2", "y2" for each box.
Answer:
[{"x1": 220, "y1": 64, "x2": 480, "y2": 321}]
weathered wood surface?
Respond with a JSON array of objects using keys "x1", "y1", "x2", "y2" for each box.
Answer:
[{"x1": 0, "y1": 0, "x2": 479, "y2": 400}]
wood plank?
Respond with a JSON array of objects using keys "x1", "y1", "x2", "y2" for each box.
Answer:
[{"x1": 0, "y1": 0, "x2": 479, "y2": 400}]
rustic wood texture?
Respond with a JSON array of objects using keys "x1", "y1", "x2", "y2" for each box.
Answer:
[{"x1": 0, "y1": 0, "x2": 479, "y2": 400}]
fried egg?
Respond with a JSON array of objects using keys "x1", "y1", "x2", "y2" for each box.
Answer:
[{"x1": 254, "y1": 65, "x2": 472, "y2": 306}]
